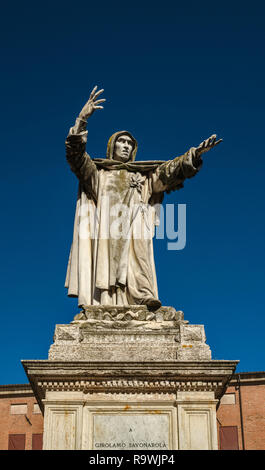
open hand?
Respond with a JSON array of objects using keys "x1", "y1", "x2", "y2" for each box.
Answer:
[
  {"x1": 79, "y1": 86, "x2": 106, "y2": 120},
  {"x1": 189, "y1": 134, "x2": 222, "y2": 164}
]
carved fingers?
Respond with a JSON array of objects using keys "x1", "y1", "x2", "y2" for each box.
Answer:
[
  {"x1": 189, "y1": 134, "x2": 222, "y2": 164},
  {"x1": 196, "y1": 134, "x2": 223, "y2": 155},
  {"x1": 79, "y1": 86, "x2": 106, "y2": 119},
  {"x1": 188, "y1": 134, "x2": 222, "y2": 167},
  {"x1": 89, "y1": 86, "x2": 106, "y2": 109}
]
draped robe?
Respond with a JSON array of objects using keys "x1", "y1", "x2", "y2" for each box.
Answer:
[{"x1": 65, "y1": 118, "x2": 201, "y2": 307}]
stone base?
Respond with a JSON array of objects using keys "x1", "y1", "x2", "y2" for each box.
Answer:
[
  {"x1": 22, "y1": 306, "x2": 239, "y2": 450},
  {"x1": 48, "y1": 306, "x2": 212, "y2": 361}
]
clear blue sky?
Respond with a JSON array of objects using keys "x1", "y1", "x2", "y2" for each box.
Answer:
[{"x1": 0, "y1": 0, "x2": 264, "y2": 384}]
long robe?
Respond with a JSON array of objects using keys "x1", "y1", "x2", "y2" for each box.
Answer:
[{"x1": 65, "y1": 118, "x2": 201, "y2": 307}]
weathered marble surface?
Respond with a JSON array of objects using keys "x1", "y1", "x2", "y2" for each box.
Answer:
[
  {"x1": 48, "y1": 306, "x2": 211, "y2": 361},
  {"x1": 65, "y1": 86, "x2": 222, "y2": 307},
  {"x1": 22, "y1": 306, "x2": 238, "y2": 450},
  {"x1": 73, "y1": 305, "x2": 185, "y2": 325},
  {"x1": 22, "y1": 359, "x2": 238, "y2": 450},
  {"x1": 92, "y1": 412, "x2": 170, "y2": 450}
]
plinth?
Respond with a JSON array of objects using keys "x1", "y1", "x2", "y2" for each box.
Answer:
[{"x1": 22, "y1": 306, "x2": 238, "y2": 450}]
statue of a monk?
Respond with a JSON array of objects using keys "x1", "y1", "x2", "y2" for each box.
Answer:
[{"x1": 65, "y1": 86, "x2": 221, "y2": 309}]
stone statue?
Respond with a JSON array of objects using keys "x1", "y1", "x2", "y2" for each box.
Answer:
[{"x1": 65, "y1": 86, "x2": 221, "y2": 309}]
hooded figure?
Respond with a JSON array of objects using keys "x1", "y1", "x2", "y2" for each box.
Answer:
[{"x1": 65, "y1": 117, "x2": 201, "y2": 308}]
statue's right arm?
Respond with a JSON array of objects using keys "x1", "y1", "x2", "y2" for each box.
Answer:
[
  {"x1": 65, "y1": 87, "x2": 105, "y2": 182},
  {"x1": 65, "y1": 117, "x2": 97, "y2": 182}
]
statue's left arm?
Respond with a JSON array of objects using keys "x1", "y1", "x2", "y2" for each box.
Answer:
[{"x1": 153, "y1": 135, "x2": 222, "y2": 192}]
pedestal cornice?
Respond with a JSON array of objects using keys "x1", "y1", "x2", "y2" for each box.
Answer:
[{"x1": 22, "y1": 359, "x2": 239, "y2": 413}]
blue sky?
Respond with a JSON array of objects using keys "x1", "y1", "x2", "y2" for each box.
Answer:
[{"x1": 0, "y1": 0, "x2": 264, "y2": 384}]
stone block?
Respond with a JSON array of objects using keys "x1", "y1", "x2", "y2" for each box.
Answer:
[
  {"x1": 22, "y1": 306, "x2": 239, "y2": 450},
  {"x1": 48, "y1": 306, "x2": 211, "y2": 362}
]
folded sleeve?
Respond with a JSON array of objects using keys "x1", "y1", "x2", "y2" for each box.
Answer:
[
  {"x1": 152, "y1": 151, "x2": 203, "y2": 193},
  {"x1": 65, "y1": 117, "x2": 97, "y2": 182}
]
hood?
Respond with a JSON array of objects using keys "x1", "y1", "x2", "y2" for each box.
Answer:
[{"x1": 106, "y1": 130, "x2": 138, "y2": 161}]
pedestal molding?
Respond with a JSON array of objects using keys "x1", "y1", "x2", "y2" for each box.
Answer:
[
  {"x1": 21, "y1": 311, "x2": 239, "y2": 450},
  {"x1": 22, "y1": 359, "x2": 238, "y2": 414}
]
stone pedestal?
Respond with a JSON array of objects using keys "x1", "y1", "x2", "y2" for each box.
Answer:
[{"x1": 22, "y1": 306, "x2": 238, "y2": 450}]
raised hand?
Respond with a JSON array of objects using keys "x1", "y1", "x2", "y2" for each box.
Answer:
[
  {"x1": 79, "y1": 86, "x2": 106, "y2": 120},
  {"x1": 189, "y1": 134, "x2": 222, "y2": 164}
]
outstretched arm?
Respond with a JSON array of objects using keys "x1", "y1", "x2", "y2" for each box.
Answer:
[
  {"x1": 66, "y1": 86, "x2": 106, "y2": 181},
  {"x1": 153, "y1": 134, "x2": 222, "y2": 192}
]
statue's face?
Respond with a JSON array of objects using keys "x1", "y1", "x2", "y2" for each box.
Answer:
[{"x1": 113, "y1": 135, "x2": 134, "y2": 162}]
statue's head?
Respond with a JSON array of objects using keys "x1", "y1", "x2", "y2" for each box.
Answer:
[{"x1": 107, "y1": 131, "x2": 138, "y2": 162}]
